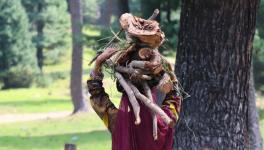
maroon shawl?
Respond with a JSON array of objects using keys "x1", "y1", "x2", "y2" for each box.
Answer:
[{"x1": 112, "y1": 89, "x2": 174, "y2": 150}]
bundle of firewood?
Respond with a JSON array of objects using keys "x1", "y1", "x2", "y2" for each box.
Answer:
[{"x1": 90, "y1": 9, "x2": 179, "y2": 140}]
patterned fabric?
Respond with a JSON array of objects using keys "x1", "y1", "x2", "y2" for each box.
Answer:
[
  {"x1": 87, "y1": 79, "x2": 118, "y2": 132},
  {"x1": 162, "y1": 90, "x2": 182, "y2": 123},
  {"x1": 87, "y1": 78, "x2": 182, "y2": 149}
]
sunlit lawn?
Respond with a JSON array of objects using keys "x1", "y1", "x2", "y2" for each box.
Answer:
[{"x1": 0, "y1": 114, "x2": 111, "y2": 150}]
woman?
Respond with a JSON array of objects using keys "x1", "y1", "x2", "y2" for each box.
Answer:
[
  {"x1": 87, "y1": 65, "x2": 182, "y2": 150},
  {"x1": 87, "y1": 12, "x2": 182, "y2": 150}
]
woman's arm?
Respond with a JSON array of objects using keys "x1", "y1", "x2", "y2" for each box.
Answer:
[
  {"x1": 87, "y1": 72, "x2": 118, "y2": 133},
  {"x1": 87, "y1": 46, "x2": 119, "y2": 132},
  {"x1": 88, "y1": 48, "x2": 120, "y2": 134}
]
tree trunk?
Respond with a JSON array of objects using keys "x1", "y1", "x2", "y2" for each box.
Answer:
[
  {"x1": 36, "y1": 3, "x2": 44, "y2": 71},
  {"x1": 69, "y1": 0, "x2": 87, "y2": 113},
  {"x1": 248, "y1": 64, "x2": 263, "y2": 150},
  {"x1": 98, "y1": 0, "x2": 113, "y2": 26},
  {"x1": 173, "y1": 0, "x2": 259, "y2": 149},
  {"x1": 36, "y1": 45, "x2": 43, "y2": 71},
  {"x1": 116, "y1": 0, "x2": 130, "y2": 17},
  {"x1": 166, "y1": 0, "x2": 171, "y2": 23}
]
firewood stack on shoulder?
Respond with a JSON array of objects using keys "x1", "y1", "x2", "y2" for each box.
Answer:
[{"x1": 90, "y1": 9, "x2": 181, "y2": 140}]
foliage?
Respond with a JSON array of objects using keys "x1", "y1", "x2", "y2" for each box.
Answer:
[
  {"x1": 254, "y1": 0, "x2": 264, "y2": 94},
  {"x1": 257, "y1": 1, "x2": 264, "y2": 39},
  {"x1": 0, "y1": 0, "x2": 38, "y2": 89},
  {"x1": 82, "y1": 0, "x2": 103, "y2": 24},
  {"x1": 22, "y1": 0, "x2": 70, "y2": 65},
  {"x1": 253, "y1": 34, "x2": 264, "y2": 94}
]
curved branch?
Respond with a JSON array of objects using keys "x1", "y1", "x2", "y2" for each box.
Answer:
[
  {"x1": 115, "y1": 72, "x2": 141, "y2": 125},
  {"x1": 143, "y1": 82, "x2": 158, "y2": 140},
  {"x1": 157, "y1": 73, "x2": 173, "y2": 94}
]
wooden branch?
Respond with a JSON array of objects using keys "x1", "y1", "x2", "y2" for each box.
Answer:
[
  {"x1": 116, "y1": 66, "x2": 152, "y2": 80},
  {"x1": 129, "y1": 60, "x2": 147, "y2": 69},
  {"x1": 94, "y1": 47, "x2": 118, "y2": 73},
  {"x1": 108, "y1": 43, "x2": 136, "y2": 64},
  {"x1": 157, "y1": 73, "x2": 173, "y2": 94},
  {"x1": 130, "y1": 49, "x2": 163, "y2": 74},
  {"x1": 106, "y1": 60, "x2": 152, "y2": 80},
  {"x1": 148, "y1": 9, "x2": 160, "y2": 20},
  {"x1": 138, "y1": 48, "x2": 153, "y2": 60},
  {"x1": 143, "y1": 82, "x2": 158, "y2": 140},
  {"x1": 152, "y1": 113, "x2": 158, "y2": 140},
  {"x1": 146, "y1": 49, "x2": 163, "y2": 74},
  {"x1": 159, "y1": 54, "x2": 178, "y2": 83},
  {"x1": 115, "y1": 72, "x2": 141, "y2": 125},
  {"x1": 125, "y1": 31, "x2": 133, "y2": 43},
  {"x1": 127, "y1": 81, "x2": 173, "y2": 126}
]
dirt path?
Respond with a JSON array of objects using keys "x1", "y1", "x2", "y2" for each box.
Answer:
[{"x1": 0, "y1": 111, "x2": 71, "y2": 124}]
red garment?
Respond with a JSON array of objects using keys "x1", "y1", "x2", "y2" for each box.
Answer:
[{"x1": 112, "y1": 89, "x2": 175, "y2": 150}]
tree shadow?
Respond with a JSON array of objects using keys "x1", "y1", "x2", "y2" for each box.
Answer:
[
  {"x1": 0, "y1": 130, "x2": 111, "y2": 149},
  {"x1": 0, "y1": 99, "x2": 70, "y2": 107}
]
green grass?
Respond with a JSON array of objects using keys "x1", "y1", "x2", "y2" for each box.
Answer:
[
  {"x1": 0, "y1": 88, "x2": 72, "y2": 114},
  {"x1": 259, "y1": 110, "x2": 264, "y2": 138},
  {"x1": 0, "y1": 113, "x2": 111, "y2": 150}
]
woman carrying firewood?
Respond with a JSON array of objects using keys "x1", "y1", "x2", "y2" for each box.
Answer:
[{"x1": 87, "y1": 10, "x2": 183, "y2": 150}]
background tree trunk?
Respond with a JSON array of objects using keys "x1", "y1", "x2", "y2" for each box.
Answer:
[
  {"x1": 248, "y1": 64, "x2": 263, "y2": 150},
  {"x1": 36, "y1": 2, "x2": 44, "y2": 71},
  {"x1": 116, "y1": 0, "x2": 130, "y2": 17},
  {"x1": 166, "y1": 0, "x2": 171, "y2": 23},
  {"x1": 69, "y1": 0, "x2": 87, "y2": 113},
  {"x1": 98, "y1": 0, "x2": 113, "y2": 26},
  {"x1": 173, "y1": 0, "x2": 259, "y2": 149}
]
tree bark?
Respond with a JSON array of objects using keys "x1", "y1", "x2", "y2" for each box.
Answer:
[
  {"x1": 248, "y1": 64, "x2": 263, "y2": 150},
  {"x1": 36, "y1": 2, "x2": 44, "y2": 71},
  {"x1": 69, "y1": 0, "x2": 87, "y2": 113},
  {"x1": 116, "y1": 0, "x2": 130, "y2": 17},
  {"x1": 98, "y1": 0, "x2": 113, "y2": 26},
  {"x1": 173, "y1": 0, "x2": 259, "y2": 149},
  {"x1": 166, "y1": 0, "x2": 171, "y2": 23}
]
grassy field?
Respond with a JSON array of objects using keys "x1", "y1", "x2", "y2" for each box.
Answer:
[
  {"x1": 0, "y1": 27, "x2": 263, "y2": 150},
  {"x1": 0, "y1": 114, "x2": 111, "y2": 150}
]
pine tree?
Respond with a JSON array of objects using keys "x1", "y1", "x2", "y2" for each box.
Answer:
[
  {"x1": 69, "y1": 0, "x2": 88, "y2": 113},
  {"x1": 0, "y1": 0, "x2": 38, "y2": 89},
  {"x1": 22, "y1": 0, "x2": 70, "y2": 70}
]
